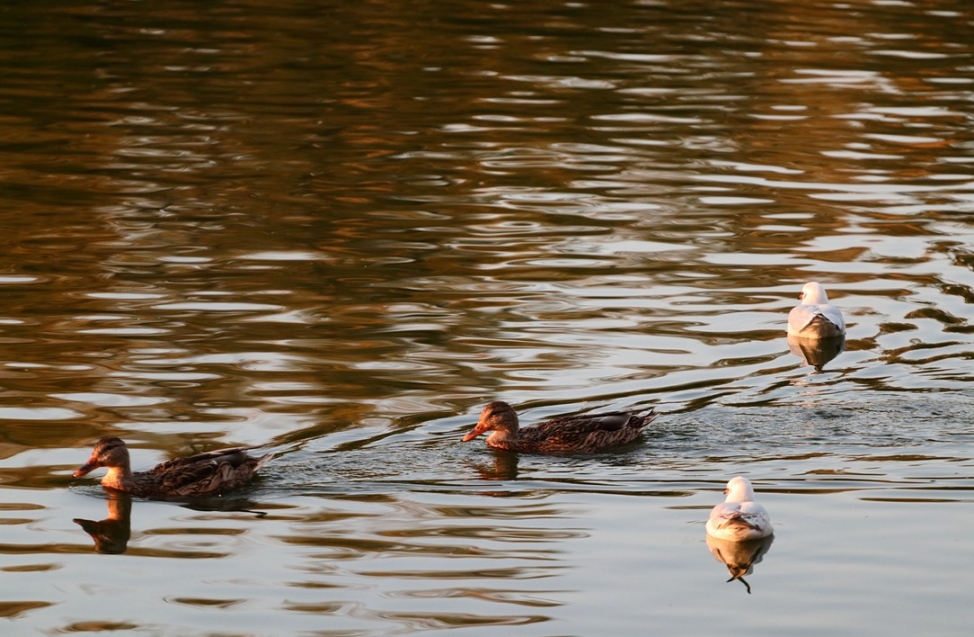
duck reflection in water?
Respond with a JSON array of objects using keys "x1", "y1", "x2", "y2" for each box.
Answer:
[
  {"x1": 74, "y1": 492, "x2": 132, "y2": 554},
  {"x1": 705, "y1": 477, "x2": 774, "y2": 594},
  {"x1": 467, "y1": 450, "x2": 520, "y2": 480}
]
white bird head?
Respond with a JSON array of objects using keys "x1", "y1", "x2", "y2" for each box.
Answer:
[
  {"x1": 798, "y1": 282, "x2": 830, "y2": 305},
  {"x1": 724, "y1": 476, "x2": 757, "y2": 503}
]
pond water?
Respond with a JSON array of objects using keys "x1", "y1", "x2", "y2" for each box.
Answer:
[{"x1": 1, "y1": 0, "x2": 974, "y2": 635}]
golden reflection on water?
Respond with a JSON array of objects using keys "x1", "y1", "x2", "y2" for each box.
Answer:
[
  {"x1": 73, "y1": 492, "x2": 132, "y2": 554},
  {"x1": 706, "y1": 534, "x2": 775, "y2": 595},
  {"x1": 0, "y1": 0, "x2": 973, "y2": 634}
]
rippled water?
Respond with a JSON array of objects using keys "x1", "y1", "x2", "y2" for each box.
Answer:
[{"x1": 2, "y1": 0, "x2": 974, "y2": 634}]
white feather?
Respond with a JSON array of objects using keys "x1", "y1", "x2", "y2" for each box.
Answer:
[
  {"x1": 706, "y1": 476, "x2": 773, "y2": 542},
  {"x1": 787, "y1": 282, "x2": 845, "y2": 337}
]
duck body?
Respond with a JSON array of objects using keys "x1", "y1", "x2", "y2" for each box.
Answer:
[
  {"x1": 706, "y1": 476, "x2": 773, "y2": 542},
  {"x1": 787, "y1": 282, "x2": 845, "y2": 338},
  {"x1": 74, "y1": 436, "x2": 272, "y2": 499},
  {"x1": 461, "y1": 400, "x2": 656, "y2": 453}
]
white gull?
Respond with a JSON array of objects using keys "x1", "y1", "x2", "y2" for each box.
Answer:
[
  {"x1": 706, "y1": 476, "x2": 774, "y2": 542},
  {"x1": 787, "y1": 282, "x2": 845, "y2": 338}
]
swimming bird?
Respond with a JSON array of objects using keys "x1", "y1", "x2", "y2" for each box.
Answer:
[
  {"x1": 461, "y1": 400, "x2": 656, "y2": 453},
  {"x1": 74, "y1": 436, "x2": 272, "y2": 499},
  {"x1": 787, "y1": 282, "x2": 845, "y2": 338},
  {"x1": 706, "y1": 476, "x2": 774, "y2": 542}
]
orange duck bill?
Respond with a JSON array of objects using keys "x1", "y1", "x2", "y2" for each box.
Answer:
[
  {"x1": 73, "y1": 463, "x2": 96, "y2": 478},
  {"x1": 73, "y1": 454, "x2": 102, "y2": 477},
  {"x1": 461, "y1": 422, "x2": 489, "y2": 442}
]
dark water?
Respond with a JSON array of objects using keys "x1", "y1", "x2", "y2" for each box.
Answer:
[{"x1": 1, "y1": 0, "x2": 974, "y2": 634}]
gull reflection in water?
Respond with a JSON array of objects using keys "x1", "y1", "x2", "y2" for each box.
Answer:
[
  {"x1": 706, "y1": 534, "x2": 774, "y2": 594},
  {"x1": 74, "y1": 492, "x2": 132, "y2": 554},
  {"x1": 788, "y1": 333, "x2": 845, "y2": 371}
]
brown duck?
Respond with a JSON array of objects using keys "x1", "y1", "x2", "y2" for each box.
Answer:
[
  {"x1": 461, "y1": 400, "x2": 656, "y2": 453},
  {"x1": 74, "y1": 436, "x2": 272, "y2": 499}
]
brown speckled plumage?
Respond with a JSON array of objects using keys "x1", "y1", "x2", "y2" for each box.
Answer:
[
  {"x1": 461, "y1": 400, "x2": 656, "y2": 453},
  {"x1": 74, "y1": 437, "x2": 272, "y2": 499}
]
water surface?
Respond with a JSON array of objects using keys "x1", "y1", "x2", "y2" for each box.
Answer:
[{"x1": 1, "y1": 0, "x2": 974, "y2": 635}]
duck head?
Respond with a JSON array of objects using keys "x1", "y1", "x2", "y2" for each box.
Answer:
[
  {"x1": 462, "y1": 401, "x2": 520, "y2": 442},
  {"x1": 74, "y1": 437, "x2": 131, "y2": 477}
]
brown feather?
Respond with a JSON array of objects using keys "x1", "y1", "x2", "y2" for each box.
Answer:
[
  {"x1": 74, "y1": 437, "x2": 272, "y2": 499},
  {"x1": 462, "y1": 401, "x2": 657, "y2": 453}
]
